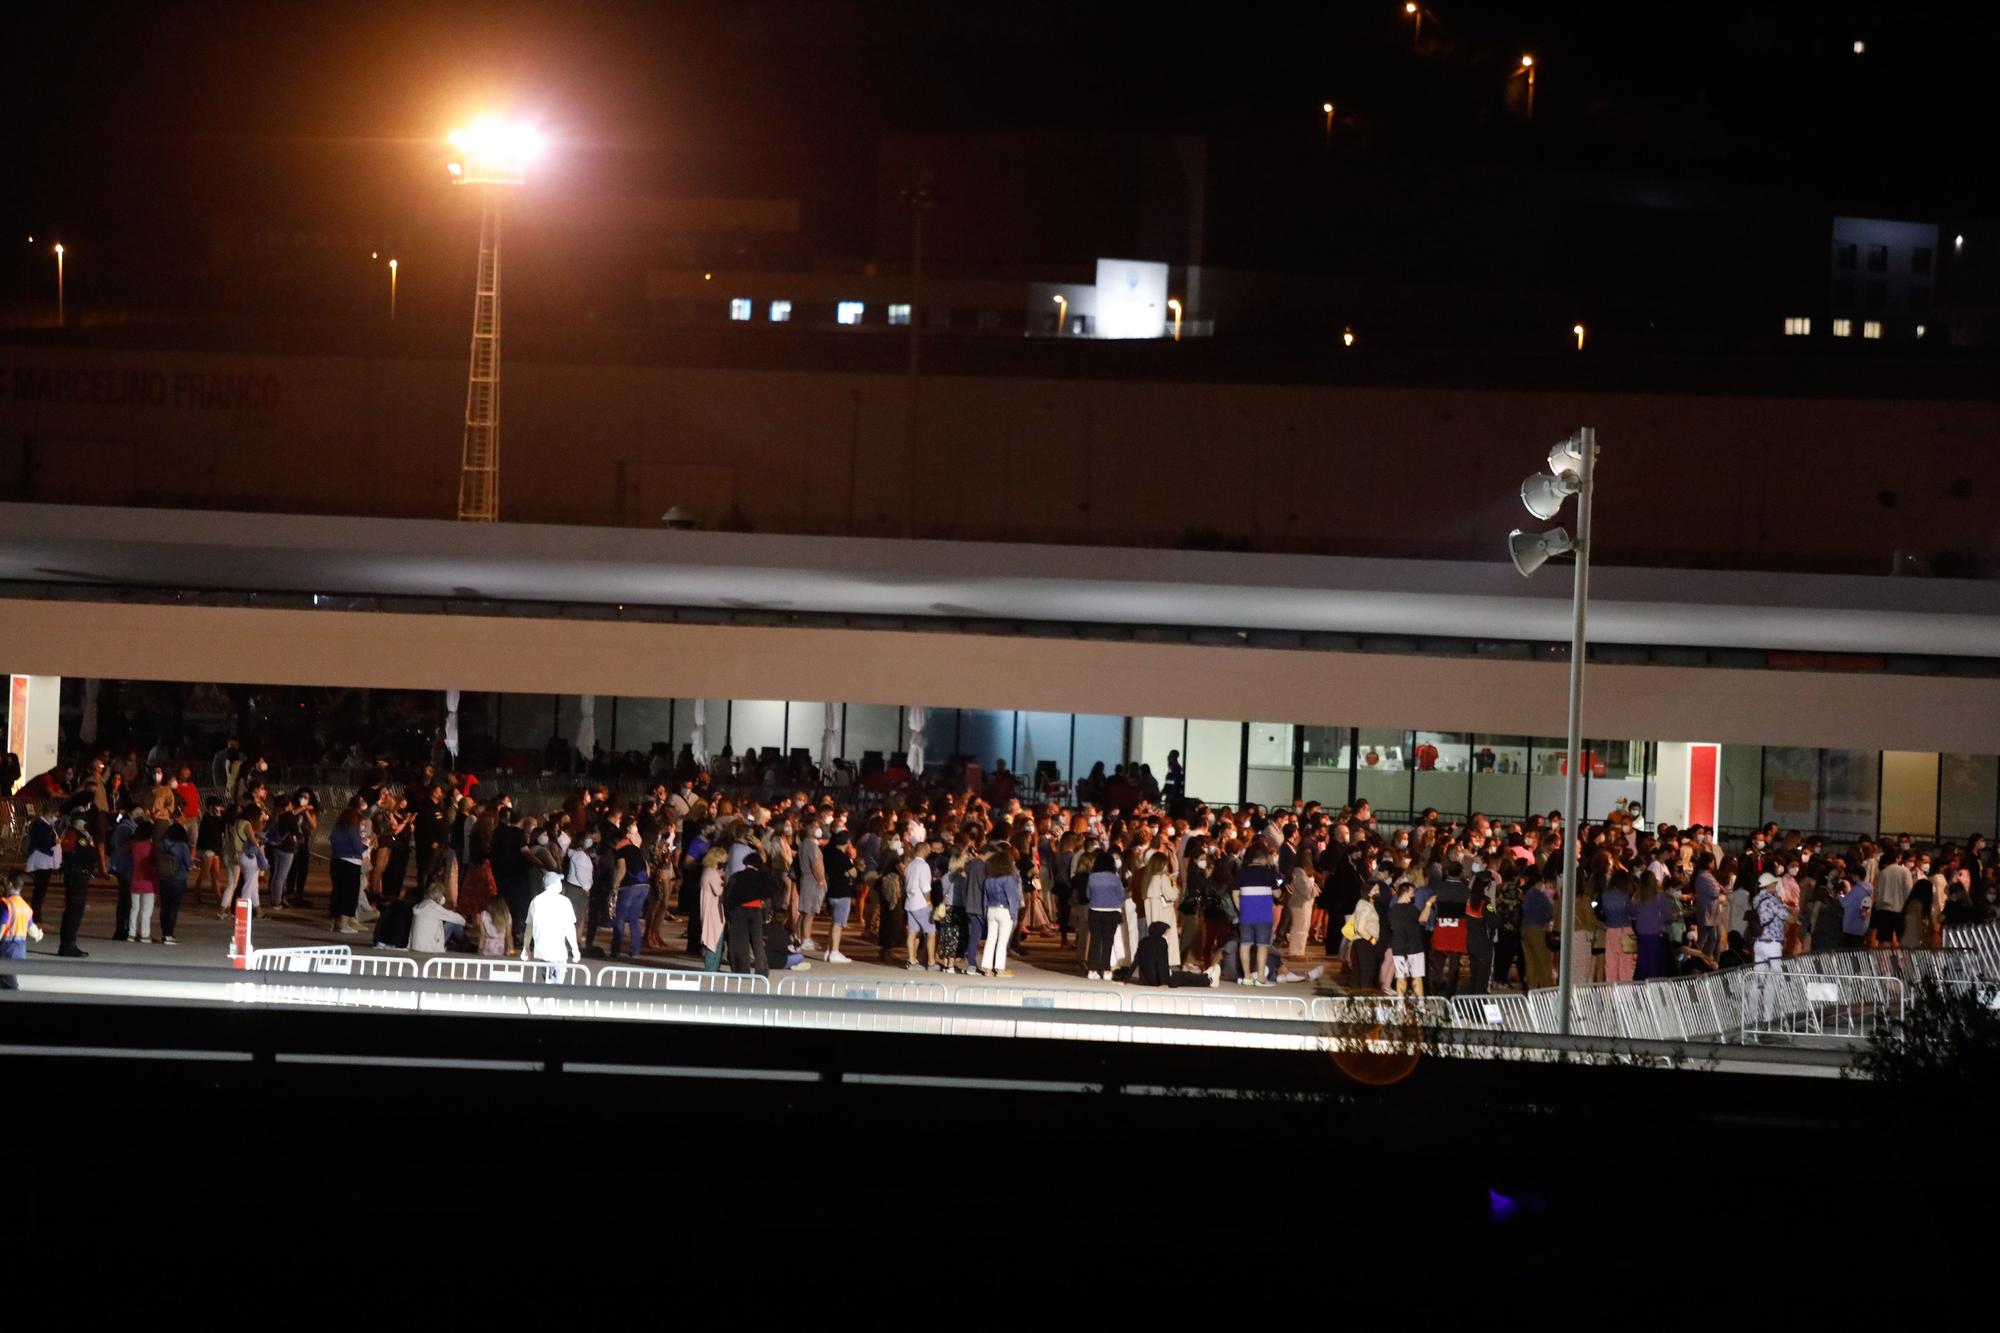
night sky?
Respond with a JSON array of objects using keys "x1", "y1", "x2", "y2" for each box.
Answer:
[{"x1": 5, "y1": 1, "x2": 1996, "y2": 300}]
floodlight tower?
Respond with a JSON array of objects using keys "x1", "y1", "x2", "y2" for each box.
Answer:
[
  {"x1": 1508, "y1": 428, "x2": 1599, "y2": 1038},
  {"x1": 446, "y1": 119, "x2": 542, "y2": 522}
]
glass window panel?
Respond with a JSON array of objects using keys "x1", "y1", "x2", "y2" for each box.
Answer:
[
  {"x1": 1411, "y1": 730, "x2": 1471, "y2": 820},
  {"x1": 1879, "y1": 751, "x2": 1938, "y2": 838},
  {"x1": 1071, "y1": 715, "x2": 1126, "y2": 791},
  {"x1": 1761, "y1": 746, "x2": 1820, "y2": 830},
  {"x1": 499, "y1": 693, "x2": 557, "y2": 750},
  {"x1": 1246, "y1": 721, "x2": 1293, "y2": 810},
  {"x1": 1353, "y1": 729, "x2": 1412, "y2": 817},
  {"x1": 1939, "y1": 754, "x2": 1998, "y2": 840},
  {"x1": 785, "y1": 701, "x2": 838, "y2": 766},
  {"x1": 1471, "y1": 733, "x2": 1529, "y2": 823},
  {"x1": 612, "y1": 697, "x2": 671, "y2": 757},
  {"x1": 728, "y1": 700, "x2": 786, "y2": 757},
  {"x1": 1185, "y1": 719, "x2": 1242, "y2": 807},
  {"x1": 1015, "y1": 712, "x2": 1073, "y2": 786},
  {"x1": 1246, "y1": 767, "x2": 1293, "y2": 808},
  {"x1": 841, "y1": 704, "x2": 900, "y2": 764},
  {"x1": 1300, "y1": 725, "x2": 1348, "y2": 772},
  {"x1": 1819, "y1": 749, "x2": 1879, "y2": 834},
  {"x1": 956, "y1": 710, "x2": 1014, "y2": 771},
  {"x1": 1527, "y1": 736, "x2": 1569, "y2": 822},
  {"x1": 1717, "y1": 745, "x2": 1761, "y2": 831},
  {"x1": 1302, "y1": 767, "x2": 1351, "y2": 809},
  {"x1": 671, "y1": 699, "x2": 730, "y2": 751},
  {"x1": 1133, "y1": 717, "x2": 1185, "y2": 783}
]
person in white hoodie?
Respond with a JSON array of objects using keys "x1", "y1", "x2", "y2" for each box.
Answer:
[
  {"x1": 409, "y1": 885, "x2": 468, "y2": 953},
  {"x1": 521, "y1": 865, "x2": 580, "y2": 977}
]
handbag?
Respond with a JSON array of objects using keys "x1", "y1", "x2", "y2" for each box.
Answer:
[
  {"x1": 930, "y1": 901, "x2": 949, "y2": 923},
  {"x1": 1340, "y1": 915, "x2": 1359, "y2": 942},
  {"x1": 1620, "y1": 930, "x2": 1638, "y2": 955}
]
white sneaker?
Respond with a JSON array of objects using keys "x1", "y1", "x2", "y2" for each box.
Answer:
[
  {"x1": 1276, "y1": 972, "x2": 1304, "y2": 984},
  {"x1": 801, "y1": 941, "x2": 822, "y2": 954},
  {"x1": 827, "y1": 951, "x2": 852, "y2": 964},
  {"x1": 1306, "y1": 964, "x2": 1325, "y2": 982},
  {"x1": 792, "y1": 961, "x2": 813, "y2": 972},
  {"x1": 336, "y1": 923, "x2": 359, "y2": 935},
  {"x1": 905, "y1": 962, "x2": 923, "y2": 971},
  {"x1": 138, "y1": 937, "x2": 151, "y2": 945},
  {"x1": 1206, "y1": 963, "x2": 1222, "y2": 983},
  {"x1": 163, "y1": 937, "x2": 177, "y2": 945}
]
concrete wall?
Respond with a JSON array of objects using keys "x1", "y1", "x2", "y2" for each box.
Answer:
[
  {"x1": 6, "y1": 599, "x2": 1997, "y2": 755},
  {"x1": 1, "y1": 343, "x2": 1995, "y2": 573}
]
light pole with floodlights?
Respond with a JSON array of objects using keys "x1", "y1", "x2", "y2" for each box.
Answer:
[
  {"x1": 446, "y1": 117, "x2": 543, "y2": 522},
  {"x1": 1508, "y1": 428, "x2": 1598, "y2": 1038}
]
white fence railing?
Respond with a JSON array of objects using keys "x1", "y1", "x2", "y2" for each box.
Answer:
[
  {"x1": 773, "y1": 976, "x2": 951, "y2": 1036},
  {"x1": 950, "y1": 982, "x2": 1127, "y2": 1042},
  {"x1": 1739, "y1": 973, "x2": 1905, "y2": 1044}
]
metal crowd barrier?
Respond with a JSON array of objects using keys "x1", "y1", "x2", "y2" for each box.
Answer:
[
  {"x1": 949, "y1": 982, "x2": 1126, "y2": 1042},
  {"x1": 1944, "y1": 924, "x2": 2000, "y2": 977},
  {"x1": 419, "y1": 956, "x2": 592, "y2": 986},
  {"x1": 1739, "y1": 973, "x2": 1904, "y2": 1044},
  {"x1": 773, "y1": 975, "x2": 951, "y2": 1036},
  {"x1": 1128, "y1": 990, "x2": 1313, "y2": 1050},
  {"x1": 594, "y1": 965, "x2": 771, "y2": 995},
  {"x1": 243, "y1": 946, "x2": 421, "y2": 1009},
  {"x1": 1446, "y1": 992, "x2": 1537, "y2": 1034}
]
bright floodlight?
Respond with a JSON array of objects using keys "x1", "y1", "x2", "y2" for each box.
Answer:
[
  {"x1": 1521, "y1": 470, "x2": 1579, "y2": 520},
  {"x1": 1509, "y1": 526, "x2": 1572, "y2": 577},
  {"x1": 1547, "y1": 433, "x2": 1584, "y2": 478},
  {"x1": 447, "y1": 118, "x2": 543, "y2": 186}
]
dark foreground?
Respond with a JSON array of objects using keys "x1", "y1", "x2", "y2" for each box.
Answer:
[{"x1": 11, "y1": 995, "x2": 1967, "y2": 1290}]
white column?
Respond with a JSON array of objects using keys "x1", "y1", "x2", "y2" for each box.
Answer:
[{"x1": 6, "y1": 675, "x2": 62, "y2": 781}]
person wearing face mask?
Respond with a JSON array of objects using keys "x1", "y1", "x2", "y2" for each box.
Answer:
[
  {"x1": 561, "y1": 827, "x2": 595, "y2": 946},
  {"x1": 1873, "y1": 848, "x2": 1914, "y2": 950},
  {"x1": 795, "y1": 820, "x2": 827, "y2": 956}
]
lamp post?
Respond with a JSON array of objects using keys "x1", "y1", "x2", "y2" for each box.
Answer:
[
  {"x1": 1167, "y1": 297, "x2": 1183, "y2": 342},
  {"x1": 1573, "y1": 322, "x2": 1585, "y2": 351},
  {"x1": 1405, "y1": 2, "x2": 1421, "y2": 48},
  {"x1": 1322, "y1": 100, "x2": 1336, "y2": 145},
  {"x1": 445, "y1": 117, "x2": 542, "y2": 522},
  {"x1": 1053, "y1": 293, "x2": 1068, "y2": 336},
  {"x1": 389, "y1": 258, "x2": 399, "y2": 321},
  {"x1": 1513, "y1": 54, "x2": 1536, "y2": 120},
  {"x1": 1508, "y1": 429, "x2": 1598, "y2": 1038},
  {"x1": 53, "y1": 243, "x2": 64, "y2": 327}
]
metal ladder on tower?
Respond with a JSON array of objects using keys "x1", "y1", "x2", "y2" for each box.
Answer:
[{"x1": 457, "y1": 194, "x2": 502, "y2": 521}]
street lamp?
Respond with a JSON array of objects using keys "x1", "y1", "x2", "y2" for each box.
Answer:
[
  {"x1": 1405, "y1": 2, "x2": 1422, "y2": 47},
  {"x1": 389, "y1": 258, "x2": 399, "y2": 321},
  {"x1": 1322, "y1": 100, "x2": 1336, "y2": 145},
  {"x1": 1342, "y1": 326, "x2": 1355, "y2": 347},
  {"x1": 1507, "y1": 428, "x2": 1599, "y2": 1038},
  {"x1": 1053, "y1": 293, "x2": 1068, "y2": 336},
  {"x1": 1573, "y1": 322, "x2": 1585, "y2": 351},
  {"x1": 1167, "y1": 297, "x2": 1183, "y2": 342},
  {"x1": 53, "y1": 243, "x2": 64, "y2": 327},
  {"x1": 445, "y1": 117, "x2": 543, "y2": 522},
  {"x1": 1513, "y1": 54, "x2": 1536, "y2": 120}
]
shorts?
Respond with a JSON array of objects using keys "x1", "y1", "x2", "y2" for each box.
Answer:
[
  {"x1": 1239, "y1": 920, "x2": 1274, "y2": 947},
  {"x1": 1869, "y1": 908, "x2": 1904, "y2": 944},
  {"x1": 797, "y1": 883, "x2": 826, "y2": 916},
  {"x1": 1392, "y1": 951, "x2": 1426, "y2": 980},
  {"x1": 829, "y1": 897, "x2": 853, "y2": 925},
  {"x1": 907, "y1": 908, "x2": 936, "y2": 936}
]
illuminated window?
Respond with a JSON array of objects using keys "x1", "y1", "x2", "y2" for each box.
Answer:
[
  {"x1": 729, "y1": 298, "x2": 752, "y2": 321},
  {"x1": 1831, "y1": 319, "x2": 1851, "y2": 338},
  {"x1": 887, "y1": 303, "x2": 911, "y2": 326},
  {"x1": 836, "y1": 301, "x2": 865, "y2": 326},
  {"x1": 768, "y1": 300, "x2": 792, "y2": 322},
  {"x1": 1863, "y1": 320, "x2": 1883, "y2": 340},
  {"x1": 1784, "y1": 316, "x2": 1811, "y2": 336}
]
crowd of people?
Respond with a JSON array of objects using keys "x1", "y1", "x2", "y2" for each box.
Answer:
[{"x1": 6, "y1": 740, "x2": 1999, "y2": 1000}]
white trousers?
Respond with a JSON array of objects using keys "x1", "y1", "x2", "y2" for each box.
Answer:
[
  {"x1": 128, "y1": 894, "x2": 155, "y2": 941},
  {"x1": 981, "y1": 906, "x2": 1015, "y2": 972}
]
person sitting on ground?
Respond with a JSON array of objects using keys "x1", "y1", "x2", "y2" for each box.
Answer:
[
  {"x1": 371, "y1": 883, "x2": 422, "y2": 950},
  {"x1": 763, "y1": 901, "x2": 810, "y2": 971},
  {"x1": 479, "y1": 898, "x2": 513, "y2": 956},
  {"x1": 1132, "y1": 921, "x2": 1217, "y2": 988},
  {"x1": 409, "y1": 884, "x2": 468, "y2": 953}
]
